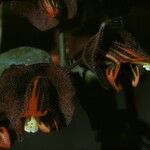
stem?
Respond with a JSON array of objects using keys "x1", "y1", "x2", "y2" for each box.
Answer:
[{"x1": 59, "y1": 32, "x2": 67, "y2": 67}]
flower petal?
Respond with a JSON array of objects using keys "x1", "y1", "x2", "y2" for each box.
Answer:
[
  {"x1": 130, "y1": 65, "x2": 140, "y2": 87},
  {"x1": 40, "y1": 0, "x2": 59, "y2": 17},
  {"x1": 106, "y1": 64, "x2": 122, "y2": 91},
  {"x1": 0, "y1": 127, "x2": 11, "y2": 149},
  {"x1": 38, "y1": 122, "x2": 51, "y2": 133}
]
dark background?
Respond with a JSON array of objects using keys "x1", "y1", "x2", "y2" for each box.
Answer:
[{"x1": 0, "y1": 0, "x2": 150, "y2": 149}]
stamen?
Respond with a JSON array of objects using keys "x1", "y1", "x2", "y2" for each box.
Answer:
[
  {"x1": 24, "y1": 117, "x2": 39, "y2": 133},
  {"x1": 143, "y1": 65, "x2": 150, "y2": 71}
]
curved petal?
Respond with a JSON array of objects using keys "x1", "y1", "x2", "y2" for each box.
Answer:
[
  {"x1": 38, "y1": 122, "x2": 51, "y2": 133},
  {"x1": 106, "y1": 64, "x2": 122, "y2": 91},
  {"x1": 0, "y1": 127, "x2": 11, "y2": 149},
  {"x1": 130, "y1": 65, "x2": 140, "y2": 87}
]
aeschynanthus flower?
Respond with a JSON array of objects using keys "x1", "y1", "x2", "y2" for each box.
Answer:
[
  {"x1": 105, "y1": 42, "x2": 150, "y2": 91},
  {"x1": 9, "y1": 0, "x2": 77, "y2": 31},
  {"x1": 81, "y1": 17, "x2": 150, "y2": 91},
  {"x1": 0, "y1": 63, "x2": 75, "y2": 149}
]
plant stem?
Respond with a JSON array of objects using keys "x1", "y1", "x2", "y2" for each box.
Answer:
[{"x1": 59, "y1": 32, "x2": 67, "y2": 67}]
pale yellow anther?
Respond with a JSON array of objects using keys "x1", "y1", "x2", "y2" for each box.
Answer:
[
  {"x1": 24, "y1": 117, "x2": 39, "y2": 133},
  {"x1": 143, "y1": 65, "x2": 150, "y2": 71}
]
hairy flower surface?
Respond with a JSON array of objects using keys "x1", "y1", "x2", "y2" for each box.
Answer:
[
  {"x1": 81, "y1": 17, "x2": 150, "y2": 91},
  {"x1": 105, "y1": 42, "x2": 150, "y2": 91},
  {"x1": 0, "y1": 63, "x2": 75, "y2": 149},
  {"x1": 9, "y1": 0, "x2": 77, "y2": 31}
]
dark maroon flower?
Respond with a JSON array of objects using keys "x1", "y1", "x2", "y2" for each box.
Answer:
[
  {"x1": 105, "y1": 42, "x2": 150, "y2": 91},
  {"x1": 81, "y1": 17, "x2": 150, "y2": 91},
  {"x1": 0, "y1": 63, "x2": 75, "y2": 149},
  {"x1": 9, "y1": 0, "x2": 77, "y2": 31}
]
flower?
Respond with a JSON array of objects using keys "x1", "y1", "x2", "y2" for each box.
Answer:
[
  {"x1": 105, "y1": 42, "x2": 150, "y2": 91},
  {"x1": 0, "y1": 63, "x2": 75, "y2": 149},
  {"x1": 80, "y1": 17, "x2": 150, "y2": 91},
  {"x1": 9, "y1": 0, "x2": 77, "y2": 31}
]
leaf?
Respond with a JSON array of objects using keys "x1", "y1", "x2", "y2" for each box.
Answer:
[{"x1": 0, "y1": 47, "x2": 51, "y2": 75}]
